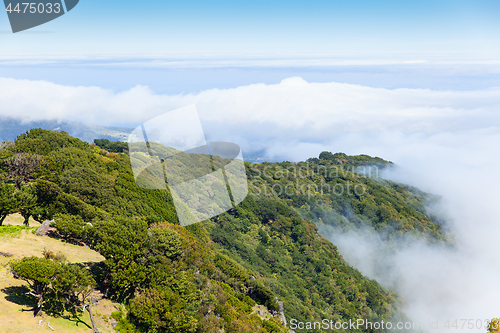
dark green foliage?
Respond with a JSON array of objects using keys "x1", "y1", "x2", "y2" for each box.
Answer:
[
  {"x1": 13, "y1": 128, "x2": 89, "y2": 155},
  {"x1": 10, "y1": 256, "x2": 59, "y2": 316},
  {"x1": 4, "y1": 130, "x2": 289, "y2": 331},
  {"x1": 15, "y1": 185, "x2": 40, "y2": 226},
  {"x1": 10, "y1": 256, "x2": 58, "y2": 288},
  {"x1": 51, "y1": 262, "x2": 98, "y2": 332},
  {"x1": 247, "y1": 279, "x2": 279, "y2": 311},
  {"x1": 149, "y1": 227, "x2": 182, "y2": 259},
  {"x1": 53, "y1": 214, "x2": 88, "y2": 242},
  {"x1": 89, "y1": 219, "x2": 287, "y2": 332},
  {"x1": 59, "y1": 166, "x2": 117, "y2": 208},
  {"x1": 52, "y1": 263, "x2": 95, "y2": 300},
  {"x1": 0, "y1": 182, "x2": 16, "y2": 225},
  {"x1": 92, "y1": 217, "x2": 150, "y2": 301},
  {"x1": 205, "y1": 200, "x2": 400, "y2": 332},
  {"x1": 258, "y1": 228, "x2": 269, "y2": 244},
  {"x1": 214, "y1": 253, "x2": 250, "y2": 282},
  {"x1": 247, "y1": 156, "x2": 445, "y2": 241},
  {"x1": 1, "y1": 129, "x2": 178, "y2": 224},
  {"x1": 316, "y1": 151, "x2": 392, "y2": 168},
  {"x1": 129, "y1": 288, "x2": 198, "y2": 333},
  {"x1": 10, "y1": 255, "x2": 96, "y2": 322},
  {"x1": 94, "y1": 139, "x2": 128, "y2": 153}
]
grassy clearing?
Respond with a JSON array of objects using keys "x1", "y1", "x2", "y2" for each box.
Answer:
[
  {"x1": 0, "y1": 225, "x2": 31, "y2": 238},
  {"x1": 0, "y1": 215, "x2": 118, "y2": 333}
]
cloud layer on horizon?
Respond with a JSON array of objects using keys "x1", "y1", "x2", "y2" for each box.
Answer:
[
  {"x1": 1, "y1": 76, "x2": 500, "y2": 162},
  {"x1": 1, "y1": 76, "x2": 499, "y2": 144}
]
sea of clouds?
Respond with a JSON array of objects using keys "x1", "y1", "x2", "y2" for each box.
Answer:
[{"x1": 1, "y1": 76, "x2": 500, "y2": 331}]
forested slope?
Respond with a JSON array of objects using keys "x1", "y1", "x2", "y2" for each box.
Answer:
[
  {"x1": 245, "y1": 153, "x2": 445, "y2": 241},
  {"x1": 0, "y1": 129, "x2": 445, "y2": 332}
]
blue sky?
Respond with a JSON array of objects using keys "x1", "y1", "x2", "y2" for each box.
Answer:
[
  {"x1": 0, "y1": 0, "x2": 499, "y2": 93},
  {"x1": 1, "y1": 0, "x2": 500, "y2": 55}
]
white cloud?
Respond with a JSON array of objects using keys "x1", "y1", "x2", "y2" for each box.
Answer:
[
  {"x1": 0, "y1": 77, "x2": 189, "y2": 124},
  {"x1": 3, "y1": 75, "x2": 499, "y2": 163},
  {"x1": 1, "y1": 76, "x2": 499, "y2": 134},
  {"x1": 1, "y1": 76, "x2": 500, "y2": 331}
]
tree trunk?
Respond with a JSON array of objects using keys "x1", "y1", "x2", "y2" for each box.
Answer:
[
  {"x1": 86, "y1": 305, "x2": 100, "y2": 333},
  {"x1": 23, "y1": 215, "x2": 30, "y2": 226},
  {"x1": 0, "y1": 215, "x2": 6, "y2": 226},
  {"x1": 34, "y1": 295, "x2": 43, "y2": 317}
]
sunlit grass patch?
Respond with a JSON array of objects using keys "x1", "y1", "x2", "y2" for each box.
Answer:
[{"x1": 0, "y1": 225, "x2": 31, "y2": 238}]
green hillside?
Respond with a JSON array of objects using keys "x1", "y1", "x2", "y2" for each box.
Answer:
[
  {"x1": 245, "y1": 154, "x2": 445, "y2": 242},
  {"x1": 0, "y1": 129, "x2": 446, "y2": 332}
]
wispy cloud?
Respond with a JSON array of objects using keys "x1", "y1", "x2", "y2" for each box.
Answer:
[{"x1": 1, "y1": 52, "x2": 500, "y2": 68}]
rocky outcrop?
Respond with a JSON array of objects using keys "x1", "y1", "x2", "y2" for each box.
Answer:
[
  {"x1": 269, "y1": 296, "x2": 287, "y2": 327},
  {"x1": 36, "y1": 220, "x2": 55, "y2": 236}
]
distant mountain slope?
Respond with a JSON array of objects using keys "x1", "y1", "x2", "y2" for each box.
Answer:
[
  {"x1": 0, "y1": 117, "x2": 132, "y2": 143},
  {"x1": 245, "y1": 154, "x2": 446, "y2": 242}
]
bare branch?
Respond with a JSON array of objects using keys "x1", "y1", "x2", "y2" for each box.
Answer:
[{"x1": 5, "y1": 153, "x2": 41, "y2": 189}]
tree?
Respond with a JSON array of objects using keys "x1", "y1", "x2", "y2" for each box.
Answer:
[
  {"x1": 94, "y1": 139, "x2": 128, "y2": 153},
  {"x1": 149, "y1": 227, "x2": 182, "y2": 259},
  {"x1": 129, "y1": 288, "x2": 198, "y2": 333},
  {"x1": 15, "y1": 185, "x2": 39, "y2": 226},
  {"x1": 52, "y1": 264, "x2": 99, "y2": 333},
  {"x1": 5, "y1": 153, "x2": 41, "y2": 189},
  {"x1": 10, "y1": 256, "x2": 58, "y2": 316},
  {"x1": 94, "y1": 217, "x2": 149, "y2": 301},
  {"x1": 10, "y1": 256, "x2": 99, "y2": 331},
  {"x1": 0, "y1": 182, "x2": 16, "y2": 226},
  {"x1": 0, "y1": 140, "x2": 14, "y2": 172},
  {"x1": 52, "y1": 214, "x2": 87, "y2": 242},
  {"x1": 59, "y1": 166, "x2": 116, "y2": 209},
  {"x1": 0, "y1": 140, "x2": 14, "y2": 151},
  {"x1": 319, "y1": 151, "x2": 335, "y2": 160},
  {"x1": 14, "y1": 128, "x2": 89, "y2": 155}
]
